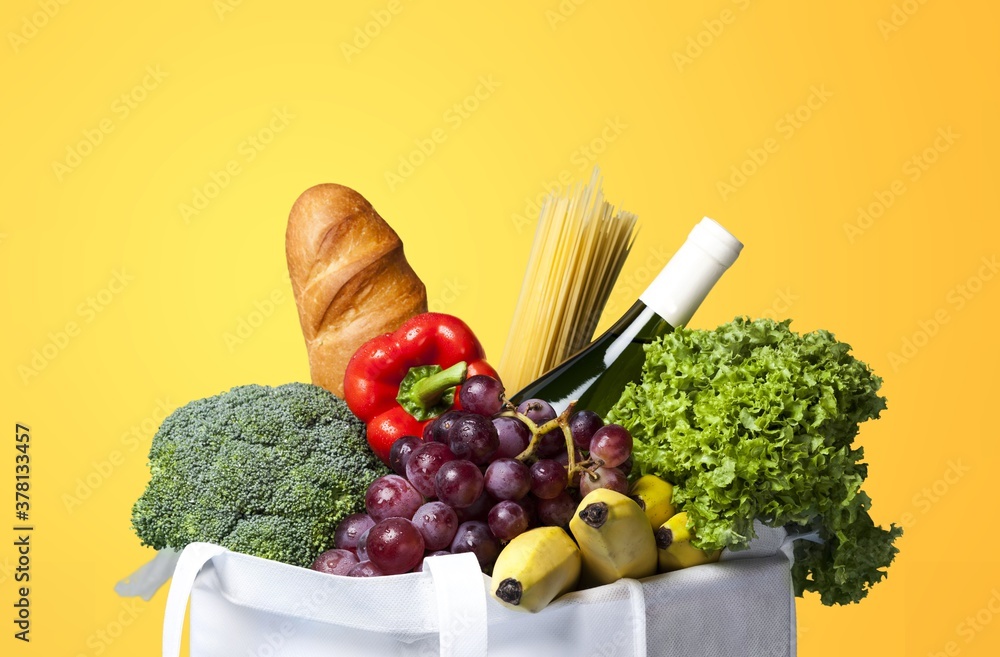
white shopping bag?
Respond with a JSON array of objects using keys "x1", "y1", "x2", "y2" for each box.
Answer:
[{"x1": 158, "y1": 524, "x2": 796, "y2": 657}]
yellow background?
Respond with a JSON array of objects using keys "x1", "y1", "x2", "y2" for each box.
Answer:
[{"x1": 2, "y1": 1, "x2": 998, "y2": 655}]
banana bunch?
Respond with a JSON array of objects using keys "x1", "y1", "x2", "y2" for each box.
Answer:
[{"x1": 490, "y1": 474, "x2": 721, "y2": 612}]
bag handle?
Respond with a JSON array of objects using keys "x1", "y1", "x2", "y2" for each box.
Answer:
[
  {"x1": 115, "y1": 548, "x2": 181, "y2": 601},
  {"x1": 163, "y1": 546, "x2": 489, "y2": 657},
  {"x1": 622, "y1": 578, "x2": 648, "y2": 657},
  {"x1": 162, "y1": 543, "x2": 227, "y2": 657},
  {"x1": 425, "y1": 553, "x2": 489, "y2": 657}
]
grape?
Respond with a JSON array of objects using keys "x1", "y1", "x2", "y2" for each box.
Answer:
[
  {"x1": 517, "y1": 399, "x2": 562, "y2": 458},
  {"x1": 590, "y1": 424, "x2": 632, "y2": 468},
  {"x1": 355, "y1": 527, "x2": 372, "y2": 561},
  {"x1": 483, "y1": 458, "x2": 531, "y2": 501},
  {"x1": 405, "y1": 442, "x2": 457, "y2": 497},
  {"x1": 552, "y1": 446, "x2": 582, "y2": 489},
  {"x1": 411, "y1": 501, "x2": 459, "y2": 551},
  {"x1": 516, "y1": 399, "x2": 556, "y2": 426},
  {"x1": 450, "y1": 520, "x2": 501, "y2": 571},
  {"x1": 535, "y1": 430, "x2": 566, "y2": 459},
  {"x1": 569, "y1": 410, "x2": 604, "y2": 450},
  {"x1": 456, "y1": 490, "x2": 496, "y2": 523},
  {"x1": 515, "y1": 494, "x2": 538, "y2": 528},
  {"x1": 365, "y1": 474, "x2": 424, "y2": 522},
  {"x1": 589, "y1": 424, "x2": 633, "y2": 468},
  {"x1": 366, "y1": 517, "x2": 426, "y2": 575},
  {"x1": 554, "y1": 447, "x2": 584, "y2": 471},
  {"x1": 389, "y1": 435, "x2": 423, "y2": 476},
  {"x1": 425, "y1": 550, "x2": 451, "y2": 559},
  {"x1": 425, "y1": 410, "x2": 467, "y2": 443},
  {"x1": 414, "y1": 550, "x2": 450, "y2": 572},
  {"x1": 493, "y1": 417, "x2": 531, "y2": 459},
  {"x1": 459, "y1": 375, "x2": 506, "y2": 416},
  {"x1": 346, "y1": 560, "x2": 384, "y2": 577},
  {"x1": 529, "y1": 459, "x2": 567, "y2": 499},
  {"x1": 311, "y1": 548, "x2": 358, "y2": 575},
  {"x1": 434, "y1": 460, "x2": 485, "y2": 508},
  {"x1": 579, "y1": 466, "x2": 628, "y2": 496},
  {"x1": 619, "y1": 455, "x2": 634, "y2": 477},
  {"x1": 415, "y1": 551, "x2": 450, "y2": 571},
  {"x1": 567, "y1": 466, "x2": 582, "y2": 489},
  {"x1": 447, "y1": 414, "x2": 499, "y2": 465},
  {"x1": 552, "y1": 447, "x2": 584, "y2": 476},
  {"x1": 333, "y1": 513, "x2": 376, "y2": 552},
  {"x1": 488, "y1": 500, "x2": 529, "y2": 542},
  {"x1": 536, "y1": 491, "x2": 577, "y2": 528}
]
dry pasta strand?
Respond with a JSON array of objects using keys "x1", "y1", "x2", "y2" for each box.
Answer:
[{"x1": 499, "y1": 168, "x2": 638, "y2": 392}]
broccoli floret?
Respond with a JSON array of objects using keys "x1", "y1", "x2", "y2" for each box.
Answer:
[
  {"x1": 224, "y1": 516, "x2": 316, "y2": 568},
  {"x1": 131, "y1": 383, "x2": 388, "y2": 567}
]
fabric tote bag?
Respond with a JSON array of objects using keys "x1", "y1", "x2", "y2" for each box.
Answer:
[{"x1": 158, "y1": 523, "x2": 796, "y2": 657}]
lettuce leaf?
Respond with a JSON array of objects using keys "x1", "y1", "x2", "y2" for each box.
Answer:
[{"x1": 606, "y1": 317, "x2": 900, "y2": 605}]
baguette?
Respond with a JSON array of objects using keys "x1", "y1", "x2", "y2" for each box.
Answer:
[{"x1": 286, "y1": 183, "x2": 427, "y2": 396}]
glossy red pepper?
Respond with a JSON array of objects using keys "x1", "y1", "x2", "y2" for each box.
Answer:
[{"x1": 344, "y1": 313, "x2": 498, "y2": 463}]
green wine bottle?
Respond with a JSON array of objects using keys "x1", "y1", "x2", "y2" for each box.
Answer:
[{"x1": 509, "y1": 217, "x2": 743, "y2": 417}]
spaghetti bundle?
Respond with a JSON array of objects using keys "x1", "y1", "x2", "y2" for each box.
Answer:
[{"x1": 500, "y1": 168, "x2": 638, "y2": 392}]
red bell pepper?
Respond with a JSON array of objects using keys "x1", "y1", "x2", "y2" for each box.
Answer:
[{"x1": 344, "y1": 312, "x2": 498, "y2": 463}]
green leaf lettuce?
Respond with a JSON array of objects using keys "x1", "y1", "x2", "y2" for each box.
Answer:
[{"x1": 606, "y1": 317, "x2": 901, "y2": 605}]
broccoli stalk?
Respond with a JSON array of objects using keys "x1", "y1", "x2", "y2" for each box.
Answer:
[{"x1": 131, "y1": 383, "x2": 389, "y2": 567}]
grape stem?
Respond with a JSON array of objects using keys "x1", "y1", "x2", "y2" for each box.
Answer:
[
  {"x1": 576, "y1": 458, "x2": 603, "y2": 480},
  {"x1": 500, "y1": 401, "x2": 580, "y2": 487}
]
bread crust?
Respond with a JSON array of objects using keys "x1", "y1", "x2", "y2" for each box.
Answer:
[{"x1": 286, "y1": 183, "x2": 427, "y2": 396}]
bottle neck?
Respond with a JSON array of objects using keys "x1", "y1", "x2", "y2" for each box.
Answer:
[
  {"x1": 607, "y1": 300, "x2": 672, "y2": 342},
  {"x1": 639, "y1": 219, "x2": 742, "y2": 327}
]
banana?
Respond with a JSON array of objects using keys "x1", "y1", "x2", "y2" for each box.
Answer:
[
  {"x1": 569, "y1": 488, "x2": 657, "y2": 587},
  {"x1": 655, "y1": 511, "x2": 721, "y2": 572},
  {"x1": 628, "y1": 474, "x2": 676, "y2": 529},
  {"x1": 491, "y1": 526, "x2": 581, "y2": 613}
]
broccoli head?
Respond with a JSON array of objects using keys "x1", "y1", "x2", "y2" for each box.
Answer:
[{"x1": 131, "y1": 383, "x2": 388, "y2": 567}]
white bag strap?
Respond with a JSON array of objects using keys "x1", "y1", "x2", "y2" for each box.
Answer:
[
  {"x1": 424, "y1": 553, "x2": 489, "y2": 657},
  {"x1": 622, "y1": 578, "x2": 648, "y2": 657},
  {"x1": 162, "y1": 543, "x2": 227, "y2": 657},
  {"x1": 115, "y1": 548, "x2": 181, "y2": 601}
]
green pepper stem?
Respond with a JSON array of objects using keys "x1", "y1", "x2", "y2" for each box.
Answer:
[{"x1": 409, "y1": 361, "x2": 467, "y2": 408}]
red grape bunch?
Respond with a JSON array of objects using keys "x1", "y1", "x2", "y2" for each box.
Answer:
[{"x1": 312, "y1": 374, "x2": 635, "y2": 577}]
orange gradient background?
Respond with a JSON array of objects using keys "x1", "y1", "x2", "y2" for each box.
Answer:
[{"x1": 2, "y1": 1, "x2": 998, "y2": 655}]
